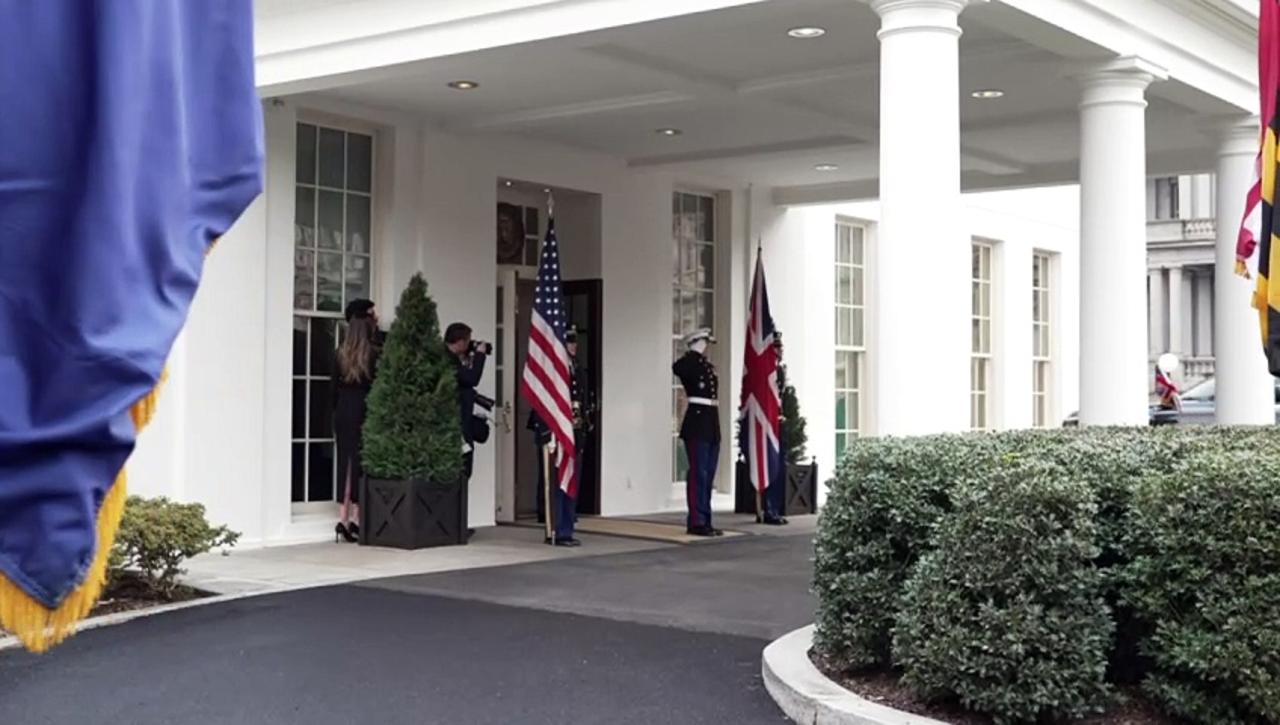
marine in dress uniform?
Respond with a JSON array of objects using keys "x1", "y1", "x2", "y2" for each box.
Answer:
[
  {"x1": 673, "y1": 329, "x2": 724, "y2": 537},
  {"x1": 528, "y1": 327, "x2": 585, "y2": 546}
]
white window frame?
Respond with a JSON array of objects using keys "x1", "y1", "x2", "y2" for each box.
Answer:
[
  {"x1": 835, "y1": 218, "x2": 868, "y2": 459},
  {"x1": 291, "y1": 116, "x2": 378, "y2": 507},
  {"x1": 1032, "y1": 251, "x2": 1055, "y2": 428},
  {"x1": 971, "y1": 239, "x2": 995, "y2": 431},
  {"x1": 671, "y1": 190, "x2": 717, "y2": 484}
]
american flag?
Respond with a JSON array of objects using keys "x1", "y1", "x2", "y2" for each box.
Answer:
[
  {"x1": 521, "y1": 219, "x2": 578, "y2": 498},
  {"x1": 739, "y1": 253, "x2": 781, "y2": 497}
]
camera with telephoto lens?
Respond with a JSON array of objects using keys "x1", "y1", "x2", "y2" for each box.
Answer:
[{"x1": 469, "y1": 340, "x2": 493, "y2": 356}]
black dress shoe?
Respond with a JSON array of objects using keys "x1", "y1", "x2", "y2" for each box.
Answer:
[
  {"x1": 710, "y1": 528, "x2": 725, "y2": 537},
  {"x1": 555, "y1": 537, "x2": 581, "y2": 547},
  {"x1": 686, "y1": 526, "x2": 716, "y2": 537},
  {"x1": 761, "y1": 515, "x2": 789, "y2": 526}
]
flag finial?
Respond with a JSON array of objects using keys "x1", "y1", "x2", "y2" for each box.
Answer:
[{"x1": 547, "y1": 190, "x2": 555, "y2": 218}]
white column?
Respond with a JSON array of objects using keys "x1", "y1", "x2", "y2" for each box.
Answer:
[
  {"x1": 1195, "y1": 273, "x2": 1213, "y2": 357},
  {"x1": 1213, "y1": 116, "x2": 1274, "y2": 424},
  {"x1": 1167, "y1": 265, "x2": 1185, "y2": 355},
  {"x1": 1077, "y1": 57, "x2": 1167, "y2": 426},
  {"x1": 870, "y1": 0, "x2": 984, "y2": 435},
  {"x1": 1148, "y1": 268, "x2": 1166, "y2": 355}
]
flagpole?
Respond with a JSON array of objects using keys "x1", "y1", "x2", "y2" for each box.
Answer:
[{"x1": 543, "y1": 443, "x2": 554, "y2": 544}]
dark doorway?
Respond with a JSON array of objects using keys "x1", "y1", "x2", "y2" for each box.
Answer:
[
  {"x1": 513, "y1": 278, "x2": 604, "y2": 519},
  {"x1": 564, "y1": 279, "x2": 603, "y2": 516}
]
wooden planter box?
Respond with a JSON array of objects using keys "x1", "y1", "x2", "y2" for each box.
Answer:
[
  {"x1": 734, "y1": 461, "x2": 819, "y2": 516},
  {"x1": 360, "y1": 477, "x2": 468, "y2": 549}
]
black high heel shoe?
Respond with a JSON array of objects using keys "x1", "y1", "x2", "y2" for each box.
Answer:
[{"x1": 334, "y1": 523, "x2": 358, "y2": 543}]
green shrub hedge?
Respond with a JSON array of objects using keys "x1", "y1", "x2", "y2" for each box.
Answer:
[{"x1": 813, "y1": 427, "x2": 1280, "y2": 724}]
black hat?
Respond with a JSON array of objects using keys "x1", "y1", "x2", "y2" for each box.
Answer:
[
  {"x1": 345, "y1": 298, "x2": 375, "y2": 322},
  {"x1": 565, "y1": 326, "x2": 578, "y2": 342}
]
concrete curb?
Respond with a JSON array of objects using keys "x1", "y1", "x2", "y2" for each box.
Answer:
[{"x1": 762, "y1": 625, "x2": 951, "y2": 725}]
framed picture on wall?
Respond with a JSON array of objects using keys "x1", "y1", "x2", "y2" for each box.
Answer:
[{"x1": 497, "y1": 202, "x2": 526, "y2": 264}]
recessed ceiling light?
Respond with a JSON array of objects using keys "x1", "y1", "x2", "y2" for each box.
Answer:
[
  {"x1": 788, "y1": 26, "x2": 827, "y2": 39},
  {"x1": 970, "y1": 89, "x2": 1005, "y2": 99},
  {"x1": 543, "y1": 188, "x2": 552, "y2": 193},
  {"x1": 503, "y1": 180, "x2": 513, "y2": 187},
  {"x1": 815, "y1": 163, "x2": 839, "y2": 172},
  {"x1": 448, "y1": 80, "x2": 480, "y2": 90},
  {"x1": 656, "y1": 128, "x2": 683, "y2": 137}
]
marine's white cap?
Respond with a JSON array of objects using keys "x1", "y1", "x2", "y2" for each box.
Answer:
[{"x1": 684, "y1": 328, "x2": 716, "y2": 346}]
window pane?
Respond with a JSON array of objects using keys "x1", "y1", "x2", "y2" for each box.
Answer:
[
  {"x1": 318, "y1": 128, "x2": 345, "y2": 189},
  {"x1": 309, "y1": 379, "x2": 334, "y2": 440},
  {"x1": 293, "y1": 317, "x2": 308, "y2": 375},
  {"x1": 852, "y1": 267, "x2": 864, "y2": 306},
  {"x1": 698, "y1": 243, "x2": 714, "y2": 288},
  {"x1": 292, "y1": 380, "x2": 307, "y2": 439},
  {"x1": 851, "y1": 233, "x2": 864, "y2": 265},
  {"x1": 696, "y1": 292, "x2": 714, "y2": 329},
  {"x1": 835, "y1": 433, "x2": 846, "y2": 461},
  {"x1": 296, "y1": 124, "x2": 317, "y2": 184},
  {"x1": 311, "y1": 318, "x2": 336, "y2": 377},
  {"x1": 848, "y1": 392, "x2": 860, "y2": 430},
  {"x1": 675, "y1": 438, "x2": 689, "y2": 480},
  {"x1": 347, "y1": 133, "x2": 372, "y2": 193},
  {"x1": 835, "y1": 393, "x2": 847, "y2": 430},
  {"x1": 836, "y1": 267, "x2": 852, "y2": 305},
  {"x1": 852, "y1": 309, "x2": 864, "y2": 348},
  {"x1": 308, "y1": 442, "x2": 335, "y2": 502},
  {"x1": 681, "y1": 291, "x2": 697, "y2": 334},
  {"x1": 836, "y1": 230, "x2": 849, "y2": 264},
  {"x1": 291, "y1": 443, "x2": 306, "y2": 502},
  {"x1": 836, "y1": 308, "x2": 851, "y2": 347},
  {"x1": 699, "y1": 195, "x2": 715, "y2": 242},
  {"x1": 346, "y1": 195, "x2": 371, "y2": 253},
  {"x1": 344, "y1": 254, "x2": 371, "y2": 305},
  {"x1": 835, "y1": 351, "x2": 849, "y2": 391},
  {"x1": 295, "y1": 187, "x2": 316, "y2": 248},
  {"x1": 672, "y1": 289, "x2": 682, "y2": 335},
  {"x1": 317, "y1": 253, "x2": 343, "y2": 312},
  {"x1": 525, "y1": 208, "x2": 539, "y2": 241},
  {"x1": 318, "y1": 190, "x2": 344, "y2": 249},
  {"x1": 293, "y1": 249, "x2": 315, "y2": 311},
  {"x1": 972, "y1": 245, "x2": 981, "y2": 278},
  {"x1": 850, "y1": 352, "x2": 861, "y2": 388},
  {"x1": 972, "y1": 319, "x2": 981, "y2": 354}
]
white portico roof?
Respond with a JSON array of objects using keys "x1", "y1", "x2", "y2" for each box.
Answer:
[{"x1": 257, "y1": 0, "x2": 1258, "y2": 202}]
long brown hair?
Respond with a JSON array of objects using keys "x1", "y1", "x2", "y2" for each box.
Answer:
[{"x1": 338, "y1": 316, "x2": 378, "y2": 384}]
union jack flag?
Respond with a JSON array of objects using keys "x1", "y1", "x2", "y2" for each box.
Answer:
[
  {"x1": 739, "y1": 252, "x2": 782, "y2": 497},
  {"x1": 521, "y1": 219, "x2": 578, "y2": 498}
]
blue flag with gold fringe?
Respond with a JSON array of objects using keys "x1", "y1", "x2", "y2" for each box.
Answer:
[{"x1": 0, "y1": 1, "x2": 263, "y2": 651}]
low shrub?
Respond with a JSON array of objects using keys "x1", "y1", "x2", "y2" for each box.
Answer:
[
  {"x1": 108, "y1": 496, "x2": 239, "y2": 599},
  {"x1": 813, "y1": 434, "x2": 1002, "y2": 668},
  {"x1": 893, "y1": 463, "x2": 1113, "y2": 724},
  {"x1": 1120, "y1": 451, "x2": 1280, "y2": 724},
  {"x1": 813, "y1": 426, "x2": 1280, "y2": 723}
]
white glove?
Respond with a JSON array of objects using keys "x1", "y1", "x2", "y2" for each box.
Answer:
[{"x1": 546, "y1": 437, "x2": 558, "y2": 455}]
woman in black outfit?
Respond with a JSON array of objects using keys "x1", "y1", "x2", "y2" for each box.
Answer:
[{"x1": 333, "y1": 314, "x2": 380, "y2": 543}]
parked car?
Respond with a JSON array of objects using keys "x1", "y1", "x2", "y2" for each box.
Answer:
[{"x1": 1062, "y1": 376, "x2": 1280, "y2": 427}]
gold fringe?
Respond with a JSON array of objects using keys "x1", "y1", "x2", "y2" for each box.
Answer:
[
  {"x1": 1237, "y1": 259, "x2": 1251, "y2": 279},
  {"x1": 0, "y1": 373, "x2": 167, "y2": 653}
]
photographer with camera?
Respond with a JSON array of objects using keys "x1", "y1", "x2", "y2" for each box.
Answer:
[{"x1": 444, "y1": 323, "x2": 492, "y2": 483}]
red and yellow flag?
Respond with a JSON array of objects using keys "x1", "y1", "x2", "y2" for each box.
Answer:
[{"x1": 1239, "y1": 0, "x2": 1280, "y2": 374}]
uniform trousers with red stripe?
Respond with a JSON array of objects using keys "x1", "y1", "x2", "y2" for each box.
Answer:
[
  {"x1": 535, "y1": 436, "x2": 578, "y2": 541},
  {"x1": 683, "y1": 439, "x2": 719, "y2": 530}
]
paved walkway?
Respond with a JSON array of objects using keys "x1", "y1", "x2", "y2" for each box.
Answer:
[{"x1": 0, "y1": 517, "x2": 815, "y2": 724}]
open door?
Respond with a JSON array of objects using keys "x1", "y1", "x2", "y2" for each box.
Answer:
[{"x1": 494, "y1": 269, "x2": 519, "y2": 523}]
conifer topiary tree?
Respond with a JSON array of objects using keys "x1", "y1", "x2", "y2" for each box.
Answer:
[
  {"x1": 778, "y1": 361, "x2": 808, "y2": 465},
  {"x1": 363, "y1": 274, "x2": 463, "y2": 483}
]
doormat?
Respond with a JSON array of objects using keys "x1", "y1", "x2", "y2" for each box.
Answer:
[{"x1": 510, "y1": 517, "x2": 743, "y2": 544}]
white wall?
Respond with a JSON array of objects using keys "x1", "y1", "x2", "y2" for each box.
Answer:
[
  {"x1": 127, "y1": 91, "x2": 1080, "y2": 546},
  {"x1": 783, "y1": 184, "x2": 1081, "y2": 470}
]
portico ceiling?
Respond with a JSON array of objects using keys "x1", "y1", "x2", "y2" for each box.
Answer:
[{"x1": 282, "y1": 0, "x2": 1254, "y2": 202}]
